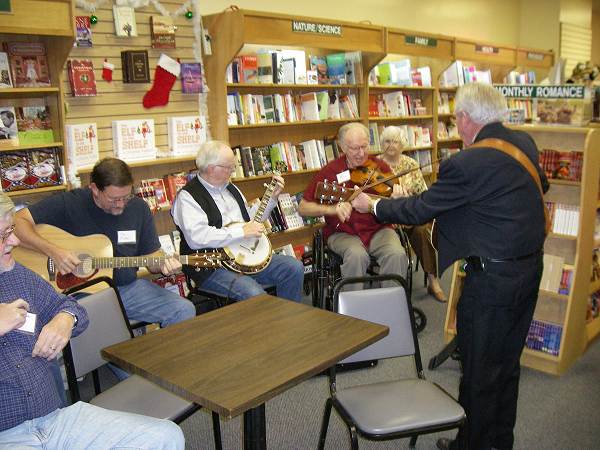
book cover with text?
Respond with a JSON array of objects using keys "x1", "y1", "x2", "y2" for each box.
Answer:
[
  {"x1": 112, "y1": 119, "x2": 156, "y2": 162},
  {"x1": 65, "y1": 123, "x2": 99, "y2": 170},
  {"x1": 167, "y1": 115, "x2": 207, "y2": 155}
]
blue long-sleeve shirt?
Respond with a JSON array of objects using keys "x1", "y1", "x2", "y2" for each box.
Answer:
[{"x1": 0, "y1": 263, "x2": 88, "y2": 432}]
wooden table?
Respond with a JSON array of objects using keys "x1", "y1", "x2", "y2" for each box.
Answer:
[{"x1": 102, "y1": 294, "x2": 388, "y2": 450}]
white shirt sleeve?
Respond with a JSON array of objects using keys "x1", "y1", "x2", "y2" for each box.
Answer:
[{"x1": 171, "y1": 190, "x2": 245, "y2": 249}]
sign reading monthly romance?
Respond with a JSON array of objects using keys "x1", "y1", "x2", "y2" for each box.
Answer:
[{"x1": 495, "y1": 84, "x2": 587, "y2": 99}]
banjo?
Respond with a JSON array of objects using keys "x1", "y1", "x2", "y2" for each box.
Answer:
[{"x1": 221, "y1": 173, "x2": 280, "y2": 274}]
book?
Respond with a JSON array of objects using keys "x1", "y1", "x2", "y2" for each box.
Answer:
[
  {"x1": 146, "y1": 178, "x2": 171, "y2": 209},
  {"x1": 121, "y1": 50, "x2": 150, "y2": 83},
  {"x1": 0, "y1": 152, "x2": 29, "y2": 191},
  {"x1": 309, "y1": 55, "x2": 329, "y2": 84},
  {"x1": 15, "y1": 106, "x2": 53, "y2": 146},
  {"x1": 113, "y1": 5, "x2": 138, "y2": 37},
  {"x1": 257, "y1": 51, "x2": 273, "y2": 84},
  {"x1": 75, "y1": 16, "x2": 93, "y2": 47},
  {"x1": 326, "y1": 53, "x2": 346, "y2": 84},
  {"x1": 300, "y1": 92, "x2": 319, "y2": 121},
  {"x1": 27, "y1": 147, "x2": 62, "y2": 188},
  {"x1": 180, "y1": 63, "x2": 202, "y2": 94},
  {"x1": 3, "y1": 41, "x2": 50, "y2": 87},
  {"x1": 163, "y1": 172, "x2": 188, "y2": 202},
  {"x1": 240, "y1": 55, "x2": 258, "y2": 83},
  {"x1": 67, "y1": 59, "x2": 97, "y2": 97},
  {"x1": 150, "y1": 15, "x2": 176, "y2": 49},
  {"x1": 112, "y1": 119, "x2": 156, "y2": 162},
  {"x1": 167, "y1": 115, "x2": 207, "y2": 156},
  {"x1": 0, "y1": 107, "x2": 19, "y2": 149},
  {"x1": 65, "y1": 123, "x2": 99, "y2": 170},
  {"x1": 0, "y1": 52, "x2": 13, "y2": 88}
]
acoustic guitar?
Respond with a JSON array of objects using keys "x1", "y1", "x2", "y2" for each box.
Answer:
[{"x1": 12, "y1": 224, "x2": 230, "y2": 291}]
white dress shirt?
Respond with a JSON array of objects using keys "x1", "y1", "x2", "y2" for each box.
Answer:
[{"x1": 171, "y1": 175, "x2": 278, "y2": 249}]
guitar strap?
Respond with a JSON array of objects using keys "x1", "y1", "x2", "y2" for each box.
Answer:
[{"x1": 469, "y1": 137, "x2": 551, "y2": 236}]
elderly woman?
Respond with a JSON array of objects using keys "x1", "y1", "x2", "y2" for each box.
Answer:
[{"x1": 377, "y1": 125, "x2": 446, "y2": 302}]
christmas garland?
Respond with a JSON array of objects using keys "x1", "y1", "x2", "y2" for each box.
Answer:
[{"x1": 75, "y1": 0, "x2": 211, "y2": 139}]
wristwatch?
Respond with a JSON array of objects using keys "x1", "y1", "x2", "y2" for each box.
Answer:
[
  {"x1": 369, "y1": 198, "x2": 379, "y2": 215},
  {"x1": 60, "y1": 310, "x2": 78, "y2": 328}
]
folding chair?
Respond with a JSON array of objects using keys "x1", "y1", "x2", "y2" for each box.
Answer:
[
  {"x1": 63, "y1": 277, "x2": 222, "y2": 450},
  {"x1": 317, "y1": 274, "x2": 465, "y2": 450}
]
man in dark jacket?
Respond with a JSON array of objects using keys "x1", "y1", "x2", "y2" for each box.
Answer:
[{"x1": 352, "y1": 83, "x2": 547, "y2": 450}]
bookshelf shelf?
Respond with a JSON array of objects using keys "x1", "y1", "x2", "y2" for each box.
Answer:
[
  {"x1": 78, "y1": 155, "x2": 198, "y2": 174},
  {"x1": 443, "y1": 126, "x2": 600, "y2": 376},
  {"x1": 369, "y1": 85, "x2": 436, "y2": 92},
  {"x1": 438, "y1": 87, "x2": 458, "y2": 92},
  {"x1": 369, "y1": 115, "x2": 434, "y2": 121},
  {"x1": 228, "y1": 118, "x2": 360, "y2": 130},
  {"x1": 437, "y1": 113, "x2": 455, "y2": 118},
  {"x1": 227, "y1": 83, "x2": 360, "y2": 90},
  {"x1": 0, "y1": 142, "x2": 64, "y2": 152},
  {"x1": 232, "y1": 169, "x2": 319, "y2": 183},
  {"x1": 0, "y1": 87, "x2": 61, "y2": 97},
  {"x1": 6, "y1": 185, "x2": 67, "y2": 197},
  {"x1": 437, "y1": 137, "x2": 463, "y2": 143},
  {"x1": 269, "y1": 223, "x2": 324, "y2": 248}
]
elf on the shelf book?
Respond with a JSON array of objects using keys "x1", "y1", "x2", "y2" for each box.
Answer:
[
  {"x1": 167, "y1": 115, "x2": 207, "y2": 156},
  {"x1": 65, "y1": 123, "x2": 99, "y2": 170},
  {"x1": 112, "y1": 119, "x2": 156, "y2": 162}
]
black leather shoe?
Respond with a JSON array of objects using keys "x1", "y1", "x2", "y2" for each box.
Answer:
[{"x1": 436, "y1": 437, "x2": 453, "y2": 450}]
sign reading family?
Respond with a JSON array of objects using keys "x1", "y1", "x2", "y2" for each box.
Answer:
[
  {"x1": 495, "y1": 84, "x2": 586, "y2": 99},
  {"x1": 405, "y1": 35, "x2": 437, "y2": 47},
  {"x1": 292, "y1": 20, "x2": 342, "y2": 36}
]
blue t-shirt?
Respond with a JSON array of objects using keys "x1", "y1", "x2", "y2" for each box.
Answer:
[{"x1": 28, "y1": 188, "x2": 160, "y2": 286}]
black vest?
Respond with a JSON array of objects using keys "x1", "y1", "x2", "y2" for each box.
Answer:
[{"x1": 177, "y1": 177, "x2": 250, "y2": 284}]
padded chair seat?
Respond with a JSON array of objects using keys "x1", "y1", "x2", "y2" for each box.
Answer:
[
  {"x1": 336, "y1": 378, "x2": 465, "y2": 435},
  {"x1": 90, "y1": 374, "x2": 197, "y2": 421}
]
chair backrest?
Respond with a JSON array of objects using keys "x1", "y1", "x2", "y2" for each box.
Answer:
[
  {"x1": 333, "y1": 275, "x2": 418, "y2": 365},
  {"x1": 64, "y1": 277, "x2": 133, "y2": 378}
]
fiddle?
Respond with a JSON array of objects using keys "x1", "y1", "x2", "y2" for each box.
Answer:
[{"x1": 350, "y1": 159, "x2": 397, "y2": 197}]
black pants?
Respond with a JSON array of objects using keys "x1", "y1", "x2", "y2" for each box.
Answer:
[{"x1": 453, "y1": 253, "x2": 543, "y2": 450}]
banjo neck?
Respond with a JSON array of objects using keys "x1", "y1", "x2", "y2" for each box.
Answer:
[{"x1": 251, "y1": 172, "x2": 280, "y2": 223}]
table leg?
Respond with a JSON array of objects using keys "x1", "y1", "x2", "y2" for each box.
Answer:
[{"x1": 243, "y1": 403, "x2": 266, "y2": 450}]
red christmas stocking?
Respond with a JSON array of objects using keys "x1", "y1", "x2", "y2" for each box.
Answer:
[
  {"x1": 102, "y1": 59, "x2": 114, "y2": 82},
  {"x1": 143, "y1": 54, "x2": 180, "y2": 109}
]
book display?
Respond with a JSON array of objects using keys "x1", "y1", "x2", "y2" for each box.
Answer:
[
  {"x1": 443, "y1": 126, "x2": 600, "y2": 375},
  {"x1": 0, "y1": 0, "x2": 74, "y2": 198},
  {"x1": 203, "y1": 9, "x2": 387, "y2": 247},
  {"x1": 64, "y1": 123, "x2": 99, "y2": 171}
]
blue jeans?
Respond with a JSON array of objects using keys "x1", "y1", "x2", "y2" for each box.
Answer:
[
  {"x1": 0, "y1": 401, "x2": 184, "y2": 449},
  {"x1": 201, "y1": 254, "x2": 304, "y2": 302},
  {"x1": 117, "y1": 278, "x2": 196, "y2": 327}
]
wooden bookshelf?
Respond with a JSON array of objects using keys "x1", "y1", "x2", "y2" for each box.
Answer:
[
  {"x1": 203, "y1": 9, "x2": 386, "y2": 248},
  {"x1": 443, "y1": 126, "x2": 600, "y2": 375},
  {"x1": 0, "y1": 0, "x2": 74, "y2": 199}
]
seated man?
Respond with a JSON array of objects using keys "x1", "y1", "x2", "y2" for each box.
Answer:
[
  {"x1": 0, "y1": 191, "x2": 184, "y2": 449},
  {"x1": 172, "y1": 140, "x2": 304, "y2": 302},
  {"x1": 298, "y1": 123, "x2": 408, "y2": 289},
  {"x1": 14, "y1": 157, "x2": 196, "y2": 328}
]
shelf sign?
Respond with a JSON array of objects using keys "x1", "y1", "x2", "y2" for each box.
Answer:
[
  {"x1": 527, "y1": 52, "x2": 545, "y2": 61},
  {"x1": 0, "y1": 0, "x2": 11, "y2": 13},
  {"x1": 405, "y1": 35, "x2": 437, "y2": 47},
  {"x1": 475, "y1": 44, "x2": 499, "y2": 54},
  {"x1": 292, "y1": 20, "x2": 342, "y2": 36},
  {"x1": 495, "y1": 84, "x2": 586, "y2": 99}
]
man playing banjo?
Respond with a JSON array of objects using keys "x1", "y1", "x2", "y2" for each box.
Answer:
[{"x1": 172, "y1": 140, "x2": 304, "y2": 302}]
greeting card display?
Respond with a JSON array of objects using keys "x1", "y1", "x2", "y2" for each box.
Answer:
[
  {"x1": 167, "y1": 115, "x2": 207, "y2": 156},
  {"x1": 65, "y1": 123, "x2": 100, "y2": 170},
  {"x1": 112, "y1": 119, "x2": 156, "y2": 162}
]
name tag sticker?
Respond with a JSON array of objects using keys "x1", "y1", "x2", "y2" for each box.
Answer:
[
  {"x1": 336, "y1": 170, "x2": 351, "y2": 184},
  {"x1": 17, "y1": 312, "x2": 36, "y2": 334},
  {"x1": 118, "y1": 230, "x2": 136, "y2": 244}
]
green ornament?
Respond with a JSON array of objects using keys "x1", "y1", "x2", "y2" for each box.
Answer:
[
  {"x1": 185, "y1": 10, "x2": 193, "y2": 19},
  {"x1": 90, "y1": 15, "x2": 98, "y2": 25}
]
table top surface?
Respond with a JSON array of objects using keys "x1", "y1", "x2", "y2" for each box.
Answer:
[{"x1": 102, "y1": 294, "x2": 388, "y2": 418}]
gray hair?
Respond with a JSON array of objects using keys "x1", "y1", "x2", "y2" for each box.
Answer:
[
  {"x1": 380, "y1": 126, "x2": 409, "y2": 148},
  {"x1": 455, "y1": 83, "x2": 507, "y2": 125},
  {"x1": 0, "y1": 191, "x2": 15, "y2": 220},
  {"x1": 195, "y1": 140, "x2": 230, "y2": 173},
  {"x1": 338, "y1": 122, "x2": 369, "y2": 146}
]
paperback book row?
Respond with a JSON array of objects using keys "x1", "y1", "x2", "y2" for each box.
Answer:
[
  {"x1": 369, "y1": 123, "x2": 433, "y2": 152},
  {"x1": 540, "y1": 253, "x2": 574, "y2": 295},
  {"x1": 64, "y1": 117, "x2": 207, "y2": 170},
  {"x1": 227, "y1": 50, "x2": 363, "y2": 85},
  {"x1": 0, "y1": 147, "x2": 63, "y2": 192},
  {"x1": 546, "y1": 202, "x2": 580, "y2": 237},
  {"x1": 233, "y1": 138, "x2": 341, "y2": 178},
  {"x1": 436, "y1": 120, "x2": 460, "y2": 140},
  {"x1": 438, "y1": 92, "x2": 456, "y2": 114},
  {"x1": 539, "y1": 149, "x2": 583, "y2": 182},
  {"x1": 525, "y1": 319, "x2": 562, "y2": 356},
  {"x1": 0, "y1": 105, "x2": 53, "y2": 149},
  {"x1": 440, "y1": 60, "x2": 492, "y2": 88},
  {"x1": 368, "y1": 91, "x2": 428, "y2": 118},
  {"x1": 369, "y1": 60, "x2": 432, "y2": 87},
  {"x1": 226, "y1": 91, "x2": 358, "y2": 126},
  {"x1": 503, "y1": 70, "x2": 537, "y2": 85}
]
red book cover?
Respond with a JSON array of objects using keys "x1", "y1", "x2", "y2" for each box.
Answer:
[
  {"x1": 163, "y1": 173, "x2": 188, "y2": 203},
  {"x1": 67, "y1": 59, "x2": 97, "y2": 97},
  {"x1": 3, "y1": 42, "x2": 51, "y2": 87},
  {"x1": 368, "y1": 95, "x2": 379, "y2": 117},
  {"x1": 240, "y1": 55, "x2": 258, "y2": 83}
]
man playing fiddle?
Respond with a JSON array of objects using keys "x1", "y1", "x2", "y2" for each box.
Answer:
[{"x1": 298, "y1": 123, "x2": 408, "y2": 289}]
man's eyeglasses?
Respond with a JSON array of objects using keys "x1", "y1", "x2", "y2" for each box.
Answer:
[
  {"x1": 104, "y1": 193, "x2": 135, "y2": 205},
  {"x1": 0, "y1": 224, "x2": 15, "y2": 244},
  {"x1": 214, "y1": 164, "x2": 236, "y2": 172},
  {"x1": 345, "y1": 144, "x2": 369, "y2": 153}
]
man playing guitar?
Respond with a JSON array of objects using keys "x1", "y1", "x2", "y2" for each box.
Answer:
[{"x1": 171, "y1": 140, "x2": 304, "y2": 302}]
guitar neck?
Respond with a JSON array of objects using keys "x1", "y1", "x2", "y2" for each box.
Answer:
[{"x1": 91, "y1": 255, "x2": 189, "y2": 269}]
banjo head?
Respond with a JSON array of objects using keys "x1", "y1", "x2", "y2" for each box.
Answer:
[{"x1": 224, "y1": 234, "x2": 272, "y2": 273}]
